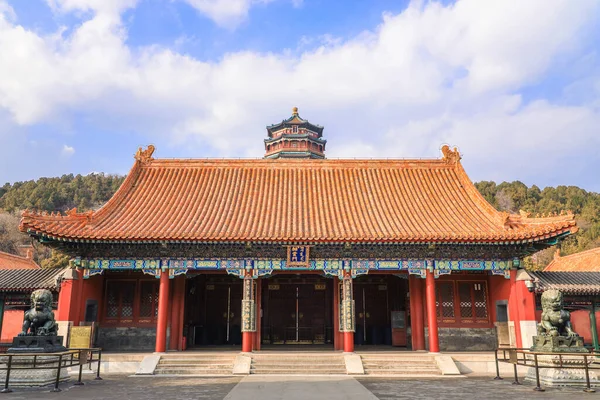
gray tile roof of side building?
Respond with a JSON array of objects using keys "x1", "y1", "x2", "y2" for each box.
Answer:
[
  {"x1": 529, "y1": 271, "x2": 600, "y2": 295},
  {"x1": 0, "y1": 268, "x2": 65, "y2": 292}
]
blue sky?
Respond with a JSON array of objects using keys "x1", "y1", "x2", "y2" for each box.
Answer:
[{"x1": 0, "y1": 0, "x2": 599, "y2": 192}]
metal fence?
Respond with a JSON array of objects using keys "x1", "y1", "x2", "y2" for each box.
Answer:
[
  {"x1": 494, "y1": 347, "x2": 598, "y2": 393},
  {"x1": 0, "y1": 348, "x2": 102, "y2": 393}
]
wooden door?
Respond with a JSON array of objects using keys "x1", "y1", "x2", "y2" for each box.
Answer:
[
  {"x1": 263, "y1": 279, "x2": 332, "y2": 344},
  {"x1": 204, "y1": 280, "x2": 242, "y2": 345},
  {"x1": 354, "y1": 282, "x2": 389, "y2": 345}
]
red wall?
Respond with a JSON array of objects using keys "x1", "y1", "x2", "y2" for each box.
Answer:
[
  {"x1": 570, "y1": 310, "x2": 600, "y2": 345},
  {"x1": 77, "y1": 275, "x2": 104, "y2": 325},
  {"x1": 1, "y1": 310, "x2": 24, "y2": 342},
  {"x1": 489, "y1": 275, "x2": 511, "y2": 323}
]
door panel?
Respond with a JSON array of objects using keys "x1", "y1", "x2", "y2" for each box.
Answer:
[
  {"x1": 262, "y1": 277, "x2": 332, "y2": 344},
  {"x1": 203, "y1": 280, "x2": 242, "y2": 345}
]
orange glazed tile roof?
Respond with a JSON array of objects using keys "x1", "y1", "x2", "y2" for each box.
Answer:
[
  {"x1": 0, "y1": 250, "x2": 40, "y2": 270},
  {"x1": 19, "y1": 149, "x2": 578, "y2": 244},
  {"x1": 544, "y1": 247, "x2": 600, "y2": 272}
]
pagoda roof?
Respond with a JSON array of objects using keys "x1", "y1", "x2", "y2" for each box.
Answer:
[
  {"x1": 267, "y1": 107, "x2": 324, "y2": 136},
  {"x1": 20, "y1": 146, "x2": 578, "y2": 245},
  {"x1": 0, "y1": 250, "x2": 40, "y2": 270},
  {"x1": 544, "y1": 247, "x2": 600, "y2": 272}
]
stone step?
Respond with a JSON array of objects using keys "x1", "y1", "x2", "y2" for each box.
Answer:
[
  {"x1": 251, "y1": 356, "x2": 345, "y2": 360},
  {"x1": 250, "y1": 353, "x2": 346, "y2": 375},
  {"x1": 363, "y1": 364, "x2": 439, "y2": 370},
  {"x1": 159, "y1": 357, "x2": 235, "y2": 360},
  {"x1": 249, "y1": 360, "x2": 343, "y2": 365},
  {"x1": 364, "y1": 366, "x2": 440, "y2": 371},
  {"x1": 250, "y1": 369, "x2": 347, "y2": 375},
  {"x1": 155, "y1": 368, "x2": 232, "y2": 375},
  {"x1": 362, "y1": 362, "x2": 435, "y2": 367},
  {"x1": 359, "y1": 357, "x2": 436, "y2": 361},
  {"x1": 251, "y1": 364, "x2": 345, "y2": 370},
  {"x1": 154, "y1": 354, "x2": 237, "y2": 375},
  {"x1": 251, "y1": 360, "x2": 344, "y2": 365},
  {"x1": 359, "y1": 354, "x2": 441, "y2": 376},
  {"x1": 363, "y1": 370, "x2": 441, "y2": 376},
  {"x1": 157, "y1": 364, "x2": 233, "y2": 370},
  {"x1": 159, "y1": 359, "x2": 235, "y2": 365}
]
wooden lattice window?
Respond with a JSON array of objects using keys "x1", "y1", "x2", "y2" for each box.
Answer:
[
  {"x1": 139, "y1": 281, "x2": 159, "y2": 321},
  {"x1": 105, "y1": 281, "x2": 136, "y2": 322},
  {"x1": 437, "y1": 280, "x2": 489, "y2": 326},
  {"x1": 436, "y1": 282, "x2": 455, "y2": 324}
]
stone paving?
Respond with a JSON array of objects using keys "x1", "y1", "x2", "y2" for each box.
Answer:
[
  {"x1": 0, "y1": 374, "x2": 595, "y2": 399},
  {"x1": 357, "y1": 377, "x2": 587, "y2": 400}
]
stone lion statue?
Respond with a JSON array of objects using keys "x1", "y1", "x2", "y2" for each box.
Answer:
[
  {"x1": 18, "y1": 289, "x2": 58, "y2": 336},
  {"x1": 537, "y1": 289, "x2": 578, "y2": 338}
]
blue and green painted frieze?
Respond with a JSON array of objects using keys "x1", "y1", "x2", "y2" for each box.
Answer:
[{"x1": 77, "y1": 257, "x2": 514, "y2": 280}]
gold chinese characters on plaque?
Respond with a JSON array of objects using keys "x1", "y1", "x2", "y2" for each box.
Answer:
[{"x1": 287, "y1": 246, "x2": 310, "y2": 268}]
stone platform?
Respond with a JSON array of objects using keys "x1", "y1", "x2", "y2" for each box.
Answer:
[
  {"x1": 0, "y1": 354, "x2": 70, "y2": 386},
  {"x1": 530, "y1": 335, "x2": 587, "y2": 353},
  {"x1": 7, "y1": 335, "x2": 67, "y2": 353},
  {"x1": 525, "y1": 354, "x2": 599, "y2": 387}
]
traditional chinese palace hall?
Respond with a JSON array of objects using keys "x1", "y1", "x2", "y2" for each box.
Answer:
[{"x1": 19, "y1": 108, "x2": 578, "y2": 353}]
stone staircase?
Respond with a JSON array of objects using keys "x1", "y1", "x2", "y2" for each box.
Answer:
[
  {"x1": 358, "y1": 353, "x2": 442, "y2": 376},
  {"x1": 154, "y1": 353, "x2": 236, "y2": 375},
  {"x1": 250, "y1": 353, "x2": 347, "y2": 375}
]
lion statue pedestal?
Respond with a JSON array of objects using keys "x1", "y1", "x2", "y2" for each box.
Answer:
[
  {"x1": 525, "y1": 289, "x2": 598, "y2": 387},
  {"x1": 0, "y1": 289, "x2": 69, "y2": 387}
]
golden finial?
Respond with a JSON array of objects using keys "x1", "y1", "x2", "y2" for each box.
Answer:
[{"x1": 292, "y1": 106, "x2": 298, "y2": 116}]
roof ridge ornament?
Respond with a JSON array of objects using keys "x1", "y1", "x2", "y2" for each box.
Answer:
[
  {"x1": 441, "y1": 145, "x2": 461, "y2": 164},
  {"x1": 135, "y1": 145, "x2": 156, "y2": 164},
  {"x1": 519, "y1": 209, "x2": 531, "y2": 218}
]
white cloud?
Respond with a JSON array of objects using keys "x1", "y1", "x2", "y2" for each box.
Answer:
[
  {"x1": 0, "y1": 1, "x2": 15, "y2": 22},
  {"x1": 182, "y1": 0, "x2": 273, "y2": 28},
  {"x1": 46, "y1": 0, "x2": 139, "y2": 16},
  {"x1": 61, "y1": 144, "x2": 75, "y2": 157},
  {"x1": 0, "y1": 0, "x2": 599, "y2": 189}
]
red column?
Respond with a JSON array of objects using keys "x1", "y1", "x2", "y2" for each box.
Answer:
[
  {"x1": 425, "y1": 270, "x2": 439, "y2": 353},
  {"x1": 155, "y1": 270, "x2": 170, "y2": 353},
  {"x1": 169, "y1": 276, "x2": 183, "y2": 351},
  {"x1": 344, "y1": 332, "x2": 354, "y2": 352},
  {"x1": 410, "y1": 275, "x2": 425, "y2": 351},
  {"x1": 242, "y1": 336, "x2": 253, "y2": 353},
  {"x1": 342, "y1": 272, "x2": 354, "y2": 353}
]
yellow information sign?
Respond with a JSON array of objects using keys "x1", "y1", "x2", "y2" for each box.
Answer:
[{"x1": 69, "y1": 326, "x2": 93, "y2": 349}]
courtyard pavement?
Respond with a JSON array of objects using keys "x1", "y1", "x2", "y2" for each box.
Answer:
[{"x1": 0, "y1": 374, "x2": 593, "y2": 399}]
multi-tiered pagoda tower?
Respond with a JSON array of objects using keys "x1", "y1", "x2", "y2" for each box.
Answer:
[{"x1": 264, "y1": 107, "x2": 326, "y2": 159}]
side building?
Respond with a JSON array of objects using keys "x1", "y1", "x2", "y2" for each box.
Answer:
[
  {"x1": 19, "y1": 109, "x2": 578, "y2": 353},
  {"x1": 527, "y1": 247, "x2": 600, "y2": 350},
  {"x1": 0, "y1": 248, "x2": 65, "y2": 346}
]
